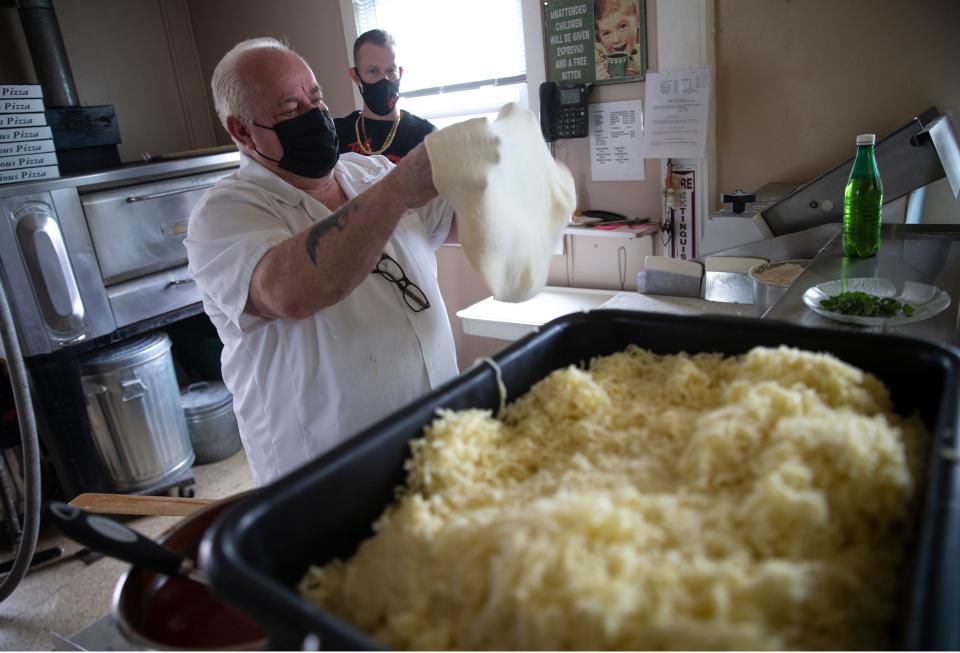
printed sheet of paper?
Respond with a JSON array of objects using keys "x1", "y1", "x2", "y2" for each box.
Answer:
[
  {"x1": 642, "y1": 67, "x2": 710, "y2": 159},
  {"x1": 589, "y1": 100, "x2": 645, "y2": 181}
]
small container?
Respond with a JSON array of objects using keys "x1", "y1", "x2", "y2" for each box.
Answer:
[
  {"x1": 749, "y1": 259, "x2": 811, "y2": 314},
  {"x1": 180, "y1": 382, "x2": 241, "y2": 464}
]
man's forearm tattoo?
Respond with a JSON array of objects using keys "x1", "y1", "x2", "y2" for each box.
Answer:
[{"x1": 304, "y1": 200, "x2": 358, "y2": 265}]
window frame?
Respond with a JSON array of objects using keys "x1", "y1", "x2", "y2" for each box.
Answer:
[{"x1": 337, "y1": 0, "x2": 547, "y2": 120}]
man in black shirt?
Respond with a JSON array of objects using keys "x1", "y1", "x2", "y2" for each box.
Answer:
[{"x1": 336, "y1": 29, "x2": 435, "y2": 164}]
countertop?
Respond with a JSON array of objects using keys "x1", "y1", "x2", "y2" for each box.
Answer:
[
  {"x1": 457, "y1": 224, "x2": 960, "y2": 350},
  {"x1": 457, "y1": 286, "x2": 764, "y2": 341},
  {"x1": 760, "y1": 224, "x2": 960, "y2": 348},
  {"x1": 457, "y1": 287, "x2": 620, "y2": 341}
]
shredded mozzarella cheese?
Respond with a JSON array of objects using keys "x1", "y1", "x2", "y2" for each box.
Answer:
[{"x1": 300, "y1": 345, "x2": 925, "y2": 650}]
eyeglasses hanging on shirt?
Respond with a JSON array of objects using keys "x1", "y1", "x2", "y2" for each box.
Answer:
[{"x1": 371, "y1": 252, "x2": 430, "y2": 312}]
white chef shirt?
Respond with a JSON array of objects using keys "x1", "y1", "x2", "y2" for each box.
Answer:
[{"x1": 185, "y1": 152, "x2": 458, "y2": 486}]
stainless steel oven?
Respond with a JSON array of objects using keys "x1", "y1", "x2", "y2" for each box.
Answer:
[{"x1": 0, "y1": 151, "x2": 240, "y2": 497}]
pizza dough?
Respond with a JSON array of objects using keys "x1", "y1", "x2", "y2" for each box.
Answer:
[{"x1": 425, "y1": 103, "x2": 576, "y2": 302}]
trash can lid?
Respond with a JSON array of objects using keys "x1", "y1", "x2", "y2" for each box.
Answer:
[
  {"x1": 180, "y1": 381, "x2": 233, "y2": 416},
  {"x1": 79, "y1": 331, "x2": 172, "y2": 374}
]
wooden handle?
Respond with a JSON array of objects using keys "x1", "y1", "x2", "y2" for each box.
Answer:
[{"x1": 68, "y1": 493, "x2": 216, "y2": 517}]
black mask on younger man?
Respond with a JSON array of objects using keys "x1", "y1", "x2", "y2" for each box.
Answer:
[
  {"x1": 253, "y1": 108, "x2": 339, "y2": 178},
  {"x1": 355, "y1": 72, "x2": 400, "y2": 117}
]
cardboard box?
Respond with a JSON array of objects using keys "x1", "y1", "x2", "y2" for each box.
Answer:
[
  {"x1": 0, "y1": 151, "x2": 58, "y2": 170},
  {"x1": 0, "y1": 126, "x2": 52, "y2": 142},
  {"x1": 0, "y1": 165, "x2": 60, "y2": 185},
  {"x1": 0, "y1": 139, "x2": 55, "y2": 157},
  {"x1": 0, "y1": 85, "x2": 43, "y2": 99},
  {"x1": 0, "y1": 113, "x2": 47, "y2": 128},
  {"x1": 0, "y1": 98, "x2": 45, "y2": 113}
]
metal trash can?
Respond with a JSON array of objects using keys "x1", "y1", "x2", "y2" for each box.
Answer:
[
  {"x1": 180, "y1": 381, "x2": 242, "y2": 464},
  {"x1": 79, "y1": 331, "x2": 195, "y2": 492}
]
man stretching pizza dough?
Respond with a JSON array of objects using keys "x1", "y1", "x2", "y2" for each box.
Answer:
[{"x1": 187, "y1": 37, "x2": 575, "y2": 486}]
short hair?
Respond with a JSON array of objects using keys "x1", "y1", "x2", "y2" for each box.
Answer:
[
  {"x1": 352, "y1": 29, "x2": 396, "y2": 65},
  {"x1": 211, "y1": 37, "x2": 300, "y2": 127},
  {"x1": 594, "y1": 0, "x2": 638, "y2": 23}
]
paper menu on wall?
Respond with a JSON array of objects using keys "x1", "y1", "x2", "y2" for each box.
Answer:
[
  {"x1": 642, "y1": 67, "x2": 711, "y2": 159},
  {"x1": 589, "y1": 100, "x2": 645, "y2": 182}
]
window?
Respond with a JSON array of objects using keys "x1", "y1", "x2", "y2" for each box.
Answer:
[{"x1": 348, "y1": 0, "x2": 528, "y2": 128}]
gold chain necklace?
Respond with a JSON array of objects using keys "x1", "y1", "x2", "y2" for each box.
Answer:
[{"x1": 354, "y1": 110, "x2": 402, "y2": 155}]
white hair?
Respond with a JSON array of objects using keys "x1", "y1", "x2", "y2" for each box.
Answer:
[{"x1": 211, "y1": 37, "x2": 301, "y2": 128}]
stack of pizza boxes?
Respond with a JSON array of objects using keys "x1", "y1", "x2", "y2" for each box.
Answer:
[{"x1": 0, "y1": 84, "x2": 60, "y2": 186}]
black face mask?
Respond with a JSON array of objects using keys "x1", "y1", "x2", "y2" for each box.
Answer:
[
  {"x1": 252, "y1": 108, "x2": 339, "y2": 178},
  {"x1": 355, "y1": 71, "x2": 400, "y2": 117}
]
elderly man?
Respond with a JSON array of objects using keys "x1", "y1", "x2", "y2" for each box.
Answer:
[{"x1": 185, "y1": 37, "x2": 458, "y2": 486}]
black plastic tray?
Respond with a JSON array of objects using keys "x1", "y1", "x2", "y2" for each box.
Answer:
[{"x1": 201, "y1": 310, "x2": 960, "y2": 650}]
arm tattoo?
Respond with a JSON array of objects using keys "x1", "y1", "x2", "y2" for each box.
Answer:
[{"x1": 304, "y1": 200, "x2": 358, "y2": 265}]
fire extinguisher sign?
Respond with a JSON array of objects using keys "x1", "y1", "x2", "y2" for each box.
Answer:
[{"x1": 669, "y1": 166, "x2": 696, "y2": 260}]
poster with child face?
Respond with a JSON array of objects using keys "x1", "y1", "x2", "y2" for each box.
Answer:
[{"x1": 544, "y1": 0, "x2": 646, "y2": 85}]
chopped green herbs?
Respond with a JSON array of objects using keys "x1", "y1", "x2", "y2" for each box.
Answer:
[{"x1": 820, "y1": 291, "x2": 915, "y2": 318}]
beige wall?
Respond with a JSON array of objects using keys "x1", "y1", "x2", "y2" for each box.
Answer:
[
  {"x1": 547, "y1": 9, "x2": 661, "y2": 287},
  {"x1": 552, "y1": 0, "x2": 659, "y2": 227},
  {"x1": 4, "y1": 1, "x2": 954, "y2": 200},
  {"x1": 437, "y1": 246, "x2": 510, "y2": 368},
  {"x1": 715, "y1": 0, "x2": 960, "y2": 197},
  {"x1": 0, "y1": 0, "x2": 358, "y2": 158},
  {"x1": 186, "y1": 0, "x2": 357, "y2": 145},
  {"x1": 0, "y1": 0, "x2": 216, "y2": 162}
]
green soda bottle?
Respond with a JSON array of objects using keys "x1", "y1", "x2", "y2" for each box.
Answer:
[{"x1": 842, "y1": 133, "x2": 883, "y2": 257}]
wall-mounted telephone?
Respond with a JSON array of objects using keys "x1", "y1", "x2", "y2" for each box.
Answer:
[{"x1": 539, "y1": 81, "x2": 590, "y2": 142}]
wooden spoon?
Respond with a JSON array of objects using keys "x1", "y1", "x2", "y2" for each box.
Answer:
[
  {"x1": 69, "y1": 493, "x2": 216, "y2": 517},
  {"x1": 48, "y1": 502, "x2": 211, "y2": 584}
]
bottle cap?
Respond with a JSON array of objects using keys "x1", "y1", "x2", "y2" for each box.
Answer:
[{"x1": 856, "y1": 133, "x2": 876, "y2": 145}]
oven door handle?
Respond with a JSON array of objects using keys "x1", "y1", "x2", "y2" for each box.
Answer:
[
  {"x1": 14, "y1": 202, "x2": 86, "y2": 334},
  {"x1": 125, "y1": 183, "x2": 215, "y2": 203}
]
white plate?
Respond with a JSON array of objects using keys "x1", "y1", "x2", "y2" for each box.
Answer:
[{"x1": 802, "y1": 278, "x2": 951, "y2": 327}]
